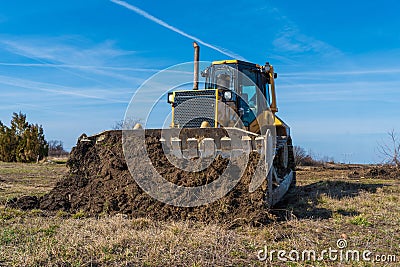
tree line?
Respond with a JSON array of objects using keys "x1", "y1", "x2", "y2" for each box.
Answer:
[
  {"x1": 294, "y1": 129, "x2": 400, "y2": 167},
  {"x1": 0, "y1": 112, "x2": 48, "y2": 163}
]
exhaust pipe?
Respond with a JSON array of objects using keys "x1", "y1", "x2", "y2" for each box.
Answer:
[{"x1": 193, "y1": 42, "x2": 199, "y2": 90}]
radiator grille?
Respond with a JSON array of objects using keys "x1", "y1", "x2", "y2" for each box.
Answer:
[{"x1": 174, "y1": 90, "x2": 216, "y2": 128}]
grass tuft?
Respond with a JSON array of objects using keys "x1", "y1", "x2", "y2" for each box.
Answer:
[
  {"x1": 72, "y1": 210, "x2": 86, "y2": 219},
  {"x1": 0, "y1": 207, "x2": 25, "y2": 220},
  {"x1": 349, "y1": 215, "x2": 372, "y2": 227},
  {"x1": 56, "y1": 210, "x2": 70, "y2": 218}
]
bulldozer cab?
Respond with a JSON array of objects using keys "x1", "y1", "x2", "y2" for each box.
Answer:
[{"x1": 204, "y1": 60, "x2": 273, "y2": 128}]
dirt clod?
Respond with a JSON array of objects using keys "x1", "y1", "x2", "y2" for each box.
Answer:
[
  {"x1": 367, "y1": 166, "x2": 400, "y2": 179},
  {"x1": 7, "y1": 196, "x2": 39, "y2": 210}
]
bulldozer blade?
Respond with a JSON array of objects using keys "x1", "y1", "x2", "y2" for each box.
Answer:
[{"x1": 158, "y1": 127, "x2": 260, "y2": 160}]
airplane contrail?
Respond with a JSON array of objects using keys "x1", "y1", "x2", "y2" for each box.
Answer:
[{"x1": 110, "y1": 0, "x2": 246, "y2": 61}]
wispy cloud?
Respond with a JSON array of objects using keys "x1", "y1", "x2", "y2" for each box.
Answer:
[
  {"x1": 0, "y1": 62, "x2": 160, "y2": 72},
  {"x1": 278, "y1": 79, "x2": 400, "y2": 103},
  {"x1": 0, "y1": 37, "x2": 146, "y2": 86},
  {"x1": 273, "y1": 27, "x2": 340, "y2": 56},
  {"x1": 0, "y1": 74, "x2": 129, "y2": 103},
  {"x1": 281, "y1": 68, "x2": 400, "y2": 77},
  {"x1": 109, "y1": 0, "x2": 246, "y2": 61},
  {"x1": 270, "y1": 9, "x2": 342, "y2": 58},
  {"x1": 1, "y1": 38, "x2": 133, "y2": 66}
]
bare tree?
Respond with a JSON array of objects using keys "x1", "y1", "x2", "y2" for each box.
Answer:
[
  {"x1": 48, "y1": 140, "x2": 69, "y2": 157},
  {"x1": 320, "y1": 155, "x2": 335, "y2": 164},
  {"x1": 293, "y1": 145, "x2": 334, "y2": 166},
  {"x1": 378, "y1": 129, "x2": 400, "y2": 167},
  {"x1": 112, "y1": 118, "x2": 143, "y2": 130},
  {"x1": 293, "y1": 146, "x2": 307, "y2": 166}
]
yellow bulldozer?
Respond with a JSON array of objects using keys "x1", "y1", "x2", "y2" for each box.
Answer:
[
  {"x1": 160, "y1": 42, "x2": 295, "y2": 206},
  {"x1": 87, "y1": 42, "x2": 295, "y2": 208}
]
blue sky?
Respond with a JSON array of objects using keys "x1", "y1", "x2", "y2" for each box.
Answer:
[{"x1": 0, "y1": 0, "x2": 399, "y2": 163}]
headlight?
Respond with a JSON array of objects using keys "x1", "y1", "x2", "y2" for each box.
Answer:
[
  {"x1": 167, "y1": 93, "x2": 174, "y2": 103},
  {"x1": 224, "y1": 91, "x2": 232, "y2": 100}
]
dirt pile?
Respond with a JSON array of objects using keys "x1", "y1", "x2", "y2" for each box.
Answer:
[
  {"x1": 37, "y1": 130, "x2": 271, "y2": 225},
  {"x1": 366, "y1": 166, "x2": 400, "y2": 179}
]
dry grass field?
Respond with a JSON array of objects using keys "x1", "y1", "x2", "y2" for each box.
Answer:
[{"x1": 0, "y1": 161, "x2": 399, "y2": 266}]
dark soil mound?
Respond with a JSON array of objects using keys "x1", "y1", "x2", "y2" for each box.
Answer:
[
  {"x1": 7, "y1": 196, "x2": 39, "y2": 210},
  {"x1": 38, "y1": 130, "x2": 271, "y2": 225},
  {"x1": 366, "y1": 166, "x2": 400, "y2": 179}
]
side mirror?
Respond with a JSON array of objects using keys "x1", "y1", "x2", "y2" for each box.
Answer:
[{"x1": 201, "y1": 68, "x2": 209, "y2": 77}]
